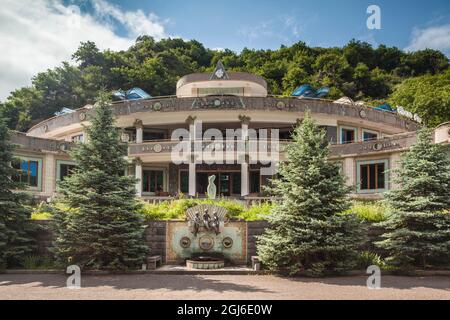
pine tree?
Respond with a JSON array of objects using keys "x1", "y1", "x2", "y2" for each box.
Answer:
[
  {"x1": 0, "y1": 118, "x2": 34, "y2": 269},
  {"x1": 257, "y1": 112, "x2": 364, "y2": 276},
  {"x1": 376, "y1": 128, "x2": 450, "y2": 269},
  {"x1": 52, "y1": 93, "x2": 148, "y2": 270}
]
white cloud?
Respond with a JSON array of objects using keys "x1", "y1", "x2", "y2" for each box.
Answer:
[
  {"x1": 0, "y1": 0, "x2": 168, "y2": 101},
  {"x1": 405, "y1": 24, "x2": 450, "y2": 53}
]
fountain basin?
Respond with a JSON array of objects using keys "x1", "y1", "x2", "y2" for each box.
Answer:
[{"x1": 186, "y1": 256, "x2": 225, "y2": 269}]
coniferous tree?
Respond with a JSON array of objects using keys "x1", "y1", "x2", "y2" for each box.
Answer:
[
  {"x1": 0, "y1": 118, "x2": 34, "y2": 268},
  {"x1": 257, "y1": 112, "x2": 364, "y2": 276},
  {"x1": 376, "y1": 128, "x2": 450, "y2": 268},
  {"x1": 52, "y1": 93, "x2": 148, "y2": 270}
]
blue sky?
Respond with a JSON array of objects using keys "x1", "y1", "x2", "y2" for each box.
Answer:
[
  {"x1": 1, "y1": 0, "x2": 449, "y2": 100},
  {"x1": 74, "y1": 0, "x2": 450, "y2": 52}
]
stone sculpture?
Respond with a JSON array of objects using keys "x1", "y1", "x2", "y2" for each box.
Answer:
[{"x1": 207, "y1": 175, "x2": 217, "y2": 199}]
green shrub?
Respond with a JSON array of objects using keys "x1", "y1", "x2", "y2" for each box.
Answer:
[
  {"x1": 21, "y1": 255, "x2": 57, "y2": 269},
  {"x1": 356, "y1": 251, "x2": 386, "y2": 269},
  {"x1": 30, "y1": 202, "x2": 78, "y2": 220},
  {"x1": 137, "y1": 197, "x2": 273, "y2": 221},
  {"x1": 343, "y1": 201, "x2": 388, "y2": 222},
  {"x1": 238, "y1": 202, "x2": 274, "y2": 221}
]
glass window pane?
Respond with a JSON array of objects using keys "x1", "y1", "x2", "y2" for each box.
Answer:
[
  {"x1": 363, "y1": 131, "x2": 378, "y2": 141},
  {"x1": 250, "y1": 171, "x2": 260, "y2": 194},
  {"x1": 360, "y1": 164, "x2": 368, "y2": 190},
  {"x1": 28, "y1": 161, "x2": 38, "y2": 187},
  {"x1": 156, "y1": 171, "x2": 164, "y2": 192},
  {"x1": 377, "y1": 163, "x2": 385, "y2": 189},
  {"x1": 232, "y1": 173, "x2": 241, "y2": 195},
  {"x1": 143, "y1": 171, "x2": 150, "y2": 192},
  {"x1": 342, "y1": 129, "x2": 355, "y2": 144},
  {"x1": 180, "y1": 171, "x2": 189, "y2": 194}
]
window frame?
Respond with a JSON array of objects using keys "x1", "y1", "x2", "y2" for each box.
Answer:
[
  {"x1": 142, "y1": 167, "x2": 167, "y2": 195},
  {"x1": 12, "y1": 156, "x2": 43, "y2": 191},
  {"x1": 339, "y1": 125, "x2": 357, "y2": 144},
  {"x1": 361, "y1": 129, "x2": 379, "y2": 142},
  {"x1": 356, "y1": 159, "x2": 389, "y2": 193},
  {"x1": 71, "y1": 134, "x2": 84, "y2": 142},
  {"x1": 56, "y1": 160, "x2": 77, "y2": 183}
]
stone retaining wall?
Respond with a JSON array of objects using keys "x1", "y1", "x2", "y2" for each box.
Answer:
[{"x1": 30, "y1": 220, "x2": 384, "y2": 264}]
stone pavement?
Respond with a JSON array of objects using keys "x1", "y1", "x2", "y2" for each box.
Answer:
[{"x1": 0, "y1": 274, "x2": 449, "y2": 300}]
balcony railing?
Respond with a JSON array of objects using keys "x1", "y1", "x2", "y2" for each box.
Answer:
[{"x1": 128, "y1": 132, "x2": 418, "y2": 158}]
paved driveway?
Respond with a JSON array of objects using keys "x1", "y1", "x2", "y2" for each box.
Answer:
[{"x1": 0, "y1": 274, "x2": 449, "y2": 300}]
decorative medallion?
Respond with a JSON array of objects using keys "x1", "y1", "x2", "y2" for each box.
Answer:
[
  {"x1": 215, "y1": 69, "x2": 224, "y2": 79},
  {"x1": 359, "y1": 109, "x2": 367, "y2": 118},
  {"x1": 43, "y1": 124, "x2": 49, "y2": 132},
  {"x1": 79, "y1": 112, "x2": 86, "y2": 121},
  {"x1": 214, "y1": 99, "x2": 221, "y2": 107},
  {"x1": 153, "y1": 102, "x2": 162, "y2": 111},
  {"x1": 222, "y1": 237, "x2": 233, "y2": 249},
  {"x1": 276, "y1": 101, "x2": 286, "y2": 109},
  {"x1": 210, "y1": 60, "x2": 229, "y2": 80},
  {"x1": 153, "y1": 143, "x2": 162, "y2": 153},
  {"x1": 373, "y1": 143, "x2": 383, "y2": 151},
  {"x1": 198, "y1": 235, "x2": 214, "y2": 251},
  {"x1": 180, "y1": 237, "x2": 191, "y2": 249}
]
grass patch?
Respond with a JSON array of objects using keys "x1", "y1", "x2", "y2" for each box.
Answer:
[{"x1": 343, "y1": 200, "x2": 389, "y2": 222}]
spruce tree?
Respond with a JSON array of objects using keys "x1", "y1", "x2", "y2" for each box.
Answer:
[
  {"x1": 257, "y1": 112, "x2": 364, "y2": 276},
  {"x1": 0, "y1": 118, "x2": 34, "y2": 269},
  {"x1": 376, "y1": 128, "x2": 450, "y2": 269},
  {"x1": 52, "y1": 93, "x2": 148, "y2": 270}
]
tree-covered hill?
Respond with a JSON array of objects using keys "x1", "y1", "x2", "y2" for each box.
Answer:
[{"x1": 1, "y1": 36, "x2": 449, "y2": 131}]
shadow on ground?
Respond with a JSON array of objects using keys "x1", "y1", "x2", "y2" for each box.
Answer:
[
  {"x1": 0, "y1": 274, "x2": 273, "y2": 294},
  {"x1": 285, "y1": 275, "x2": 450, "y2": 291}
]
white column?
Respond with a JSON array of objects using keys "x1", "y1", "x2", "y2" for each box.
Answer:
[
  {"x1": 343, "y1": 157, "x2": 356, "y2": 188},
  {"x1": 135, "y1": 120, "x2": 143, "y2": 144},
  {"x1": 186, "y1": 115, "x2": 197, "y2": 197},
  {"x1": 188, "y1": 160, "x2": 196, "y2": 197},
  {"x1": 241, "y1": 160, "x2": 249, "y2": 197},
  {"x1": 135, "y1": 159, "x2": 142, "y2": 197},
  {"x1": 240, "y1": 115, "x2": 250, "y2": 197}
]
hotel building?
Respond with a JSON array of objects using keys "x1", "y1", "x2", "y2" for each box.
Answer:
[{"x1": 9, "y1": 62, "x2": 450, "y2": 203}]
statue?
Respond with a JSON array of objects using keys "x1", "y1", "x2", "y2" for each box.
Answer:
[
  {"x1": 211, "y1": 211, "x2": 220, "y2": 235},
  {"x1": 207, "y1": 175, "x2": 216, "y2": 199},
  {"x1": 202, "y1": 209, "x2": 211, "y2": 230},
  {"x1": 186, "y1": 204, "x2": 229, "y2": 236},
  {"x1": 192, "y1": 212, "x2": 201, "y2": 237}
]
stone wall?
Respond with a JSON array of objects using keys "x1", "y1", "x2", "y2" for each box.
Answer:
[
  {"x1": 146, "y1": 221, "x2": 167, "y2": 262},
  {"x1": 30, "y1": 220, "x2": 384, "y2": 265},
  {"x1": 246, "y1": 221, "x2": 269, "y2": 263},
  {"x1": 30, "y1": 221, "x2": 167, "y2": 261}
]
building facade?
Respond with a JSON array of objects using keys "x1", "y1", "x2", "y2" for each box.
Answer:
[{"x1": 9, "y1": 63, "x2": 450, "y2": 203}]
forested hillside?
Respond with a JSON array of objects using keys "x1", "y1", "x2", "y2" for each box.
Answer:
[{"x1": 1, "y1": 36, "x2": 449, "y2": 131}]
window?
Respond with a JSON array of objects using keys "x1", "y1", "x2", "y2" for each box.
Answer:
[
  {"x1": 143, "y1": 131, "x2": 165, "y2": 141},
  {"x1": 12, "y1": 157, "x2": 42, "y2": 189},
  {"x1": 57, "y1": 161, "x2": 76, "y2": 181},
  {"x1": 250, "y1": 170, "x2": 260, "y2": 194},
  {"x1": 71, "y1": 134, "x2": 84, "y2": 142},
  {"x1": 231, "y1": 172, "x2": 241, "y2": 195},
  {"x1": 362, "y1": 129, "x2": 378, "y2": 141},
  {"x1": 180, "y1": 171, "x2": 189, "y2": 194},
  {"x1": 279, "y1": 130, "x2": 293, "y2": 140},
  {"x1": 340, "y1": 126, "x2": 356, "y2": 144},
  {"x1": 357, "y1": 160, "x2": 388, "y2": 193},
  {"x1": 142, "y1": 170, "x2": 164, "y2": 193}
]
